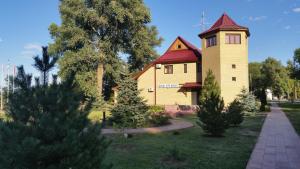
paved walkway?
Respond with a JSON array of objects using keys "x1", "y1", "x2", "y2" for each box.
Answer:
[
  {"x1": 102, "y1": 119, "x2": 193, "y2": 134},
  {"x1": 246, "y1": 103, "x2": 300, "y2": 169}
]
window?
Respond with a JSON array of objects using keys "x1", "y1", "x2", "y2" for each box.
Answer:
[
  {"x1": 184, "y1": 64, "x2": 187, "y2": 73},
  {"x1": 177, "y1": 44, "x2": 181, "y2": 49},
  {"x1": 206, "y1": 35, "x2": 217, "y2": 47},
  {"x1": 164, "y1": 65, "x2": 173, "y2": 74},
  {"x1": 232, "y1": 77, "x2": 236, "y2": 81},
  {"x1": 232, "y1": 64, "x2": 236, "y2": 69},
  {"x1": 225, "y1": 34, "x2": 241, "y2": 44}
]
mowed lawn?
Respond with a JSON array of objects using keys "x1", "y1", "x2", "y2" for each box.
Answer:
[
  {"x1": 278, "y1": 102, "x2": 300, "y2": 135},
  {"x1": 104, "y1": 114, "x2": 265, "y2": 169}
]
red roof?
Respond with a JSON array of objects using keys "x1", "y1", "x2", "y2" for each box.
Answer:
[
  {"x1": 134, "y1": 36, "x2": 201, "y2": 79},
  {"x1": 155, "y1": 36, "x2": 201, "y2": 64},
  {"x1": 199, "y1": 13, "x2": 250, "y2": 38},
  {"x1": 155, "y1": 49, "x2": 198, "y2": 64},
  {"x1": 181, "y1": 82, "x2": 202, "y2": 89}
]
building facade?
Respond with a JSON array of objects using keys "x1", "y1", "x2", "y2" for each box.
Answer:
[{"x1": 135, "y1": 13, "x2": 250, "y2": 105}]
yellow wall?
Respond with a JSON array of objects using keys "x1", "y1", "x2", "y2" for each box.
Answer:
[
  {"x1": 156, "y1": 62, "x2": 199, "y2": 105},
  {"x1": 201, "y1": 31, "x2": 249, "y2": 105},
  {"x1": 137, "y1": 66, "x2": 155, "y2": 104},
  {"x1": 137, "y1": 62, "x2": 200, "y2": 105}
]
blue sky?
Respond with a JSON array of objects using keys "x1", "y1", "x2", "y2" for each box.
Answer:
[{"x1": 0, "y1": 0, "x2": 300, "y2": 76}]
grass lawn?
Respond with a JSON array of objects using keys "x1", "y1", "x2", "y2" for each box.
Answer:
[
  {"x1": 278, "y1": 102, "x2": 300, "y2": 135},
  {"x1": 104, "y1": 114, "x2": 265, "y2": 169}
]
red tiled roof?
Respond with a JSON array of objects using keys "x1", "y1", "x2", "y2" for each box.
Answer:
[
  {"x1": 155, "y1": 49, "x2": 198, "y2": 64},
  {"x1": 134, "y1": 36, "x2": 201, "y2": 79},
  {"x1": 199, "y1": 13, "x2": 250, "y2": 38},
  {"x1": 181, "y1": 82, "x2": 202, "y2": 89},
  {"x1": 155, "y1": 36, "x2": 201, "y2": 64}
]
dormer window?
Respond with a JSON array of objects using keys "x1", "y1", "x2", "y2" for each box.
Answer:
[
  {"x1": 225, "y1": 34, "x2": 241, "y2": 44},
  {"x1": 177, "y1": 44, "x2": 181, "y2": 49},
  {"x1": 206, "y1": 35, "x2": 217, "y2": 48}
]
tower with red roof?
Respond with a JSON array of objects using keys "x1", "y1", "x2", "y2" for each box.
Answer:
[{"x1": 199, "y1": 13, "x2": 250, "y2": 104}]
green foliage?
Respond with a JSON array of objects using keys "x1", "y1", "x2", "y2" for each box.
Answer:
[
  {"x1": 165, "y1": 146, "x2": 185, "y2": 162},
  {"x1": 149, "y1": 112, "x2": 170, "y2": 127},
  {"x1": 249, "y1": 57, "x2": 289, "y2": 110},
  {"x1": 33, "y1": 46, "x2": 58, "y2": 86},
  {"x1": 237, "y1": 88, "x2": 258, "y2": 116},
  {"x1": 226, "y1": 99, "x2": 244, "y2": 126},
  {"x1": 148, "y1": 105, "x2": 170, "y2": 126},
  {"x1": 49, "y1": 0, "x2": 162, "y2": 99},
  {"x1": 198, "y1": 70, "x2": 227, "y2": 136},
  {"x1": 198, "y1": 93, "x2": 227, "y2": 136},
  {"x1": 88, "y1": 111, "x2": 111, "y2": 123},
  {"x1": 0, "y1": 67, "x2": 111, "y2": 169},
  {"x1": 111, "y1": 72, "x2": 148, "y2": 128},
  {"x1": 199, "y1": 70, "x2": 220, "y2": 105}
]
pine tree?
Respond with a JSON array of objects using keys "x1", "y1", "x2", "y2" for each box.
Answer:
[
  {"x1": 33, "y1": 46, "x2": 58, "y2": 86},
  {"x1": 198, "y1": 70, "x2": 227, "y2": 136},
  {"x1": 0, "y1": 67, "x2": 111, "y2": 169},
  {"x1": 237, "y1": 87, "x2": 258, "y2": 116},
  {"x1": 197, "y1": 93, "x2": 227, "y2": 136},
  {"x1": 111, "y1": 72, "x2": 148, "y2": 128},
  {"x1": 226, "y1": 99, "x2": 244, "y2": 127},
  {"x1": 199, "y1": 70, "x2": 221, "y2": 105},
  {"x1": 49, "y1": 0, "x2": 162, "y2": 100}
]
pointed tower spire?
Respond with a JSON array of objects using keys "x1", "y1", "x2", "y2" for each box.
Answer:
[{"x1": 199, "y1": 13, "x2": 250, "y2": 38}]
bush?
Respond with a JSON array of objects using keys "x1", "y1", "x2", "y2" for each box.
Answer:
[
  {"x1": 226, "y1": 99, "x2": 244, "y2": 127},
  {"x1": 0, "y1": 67, "x2": 111, "y2": 169},
  {"x1": 111, "y1": 72, "x2": 148, "y2": 128},
  {"x1": 148, "y1": 105, "x2": 171, "y2": 126},
  {"x1": 237, "y1": 88, "x2": 258, "y2": 116},
  {"x1": 198, "y1": 93, "x2": 227, "y2": 136}
]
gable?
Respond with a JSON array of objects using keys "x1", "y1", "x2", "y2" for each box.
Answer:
[{"x1": 167, "y1": 38, "x2": 188, "y2": 51}]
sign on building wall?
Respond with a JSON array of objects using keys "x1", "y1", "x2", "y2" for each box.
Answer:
[{"x1": 158, "y1": 84, "x2": 179, "y2": 88}]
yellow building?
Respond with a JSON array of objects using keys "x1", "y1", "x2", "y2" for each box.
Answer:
[{"x1": 135, "y1": 13, "x2": 250, "y2": 106}]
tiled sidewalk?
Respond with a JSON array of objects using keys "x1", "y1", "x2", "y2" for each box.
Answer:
[{"x1": 246, "y1": 103, "x2": 300, "y2": 169}]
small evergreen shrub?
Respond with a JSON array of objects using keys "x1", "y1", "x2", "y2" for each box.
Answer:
[
  {"x1": 226, "y1": 99, "x2": 244, "y2": 127},
  {"x1": 111, "y1": 72, "x2": 148, "y2": 128},
  {"x1": 198, "y1": 70, "x2": 228, "y2": 136},
  {"x1": 237, "y1": 88, "x2": 258, "y2": 116},
  {"x1": 148, "y1": 105, "x2": 170, "y2": 126},
  {"x1": 198, "y1": 93, "x2": 227, "y2": 136}
]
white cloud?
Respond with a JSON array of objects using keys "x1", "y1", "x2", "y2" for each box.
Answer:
[
  {"x1": 249, "y1": 16, "x2": 267, "y2": 21},
  {"x1": 24, "y1": 43, "x2": 42, "y2": 52},
  {"x1": 293, "y1": 8, "x2": 300, "y2": 13},
  {"x1": 284, "y1": 25, "x2": 291, "y2": 30},
  {"x1": 21, "y1": 43, "x2": 42, "y2": 58}
]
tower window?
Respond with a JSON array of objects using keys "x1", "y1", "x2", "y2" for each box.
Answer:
[
  {"x1": 206, "y1": 35, "x2": 217, "y2": 47},
  {"x1": 178, "y1": 44, "x2": 182, "y2": 49},
  {"x1": 232, "y1": 77, "x2": 237, "y2": 81},
  {"x1": 225, "y1": 34, "x2": 241, "y2": 44},
  {"x1": 232, "y1": 64, "x2": 236, "y2": 69},
  {"x1": 164, "y1": 65, "x2": 173, "y2": 74},
  {"x1": 184, "y1": 64, "x2": 187, "y2": 73}
]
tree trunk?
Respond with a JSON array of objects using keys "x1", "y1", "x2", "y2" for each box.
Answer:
[{"x1": 97, "y1": 63, "x2": 104, "y2": 97}]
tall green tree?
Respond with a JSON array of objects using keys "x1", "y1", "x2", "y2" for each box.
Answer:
[
  {"x1": 49, "y1": 0, "x2": 162, "y2": 100},
  {"x1": 199, "y1": 69, "x2": 220, "y2": 105},
  {"x1": 33, "y1": 46, "x2": 58, "y2": 86},
  {"x1": 0, "y1": 67, "x2": 111, "y2": 169},
  {"x1": 198, "y1": 70, "x2": 227, "y2": 136},
  {"x1": 249, "y1": 57, "x2": 288, "y2": 109},
  {"x1": 111, "y1": 71, "x2": 148, "y2": 128}
]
